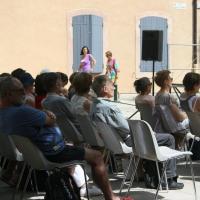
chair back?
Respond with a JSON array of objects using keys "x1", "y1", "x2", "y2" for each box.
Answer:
[
  {"x1": 95, "y1": 122, "x2": 132, "y2": 154},
  {"x1": 128, "y1": 120, "x2": 160, "y2": 161},
  {"x1": 0, "y1": 133, "x2": 23, "y2": 161},
  {"x1": 155, "y1": 105, "x2": 188, "y2": 135},
  {"x1": 136, "y1": 103, "x2": 155, "y2": 128},
  {"x1": 56, "y1": 116, "x2": 84, "y2": 144},
  {"x1": 10, "y1": 135, "x2": 52, "y2": 170},
  {"x1": 76, "y1": 115, "x2": 104, "y2": 147},
  {"x1": 186, "y1": 111, "x2": 200, "y2": 137}
]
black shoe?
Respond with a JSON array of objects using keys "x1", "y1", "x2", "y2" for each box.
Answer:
[{"x1": 168, "y1": 179, "x2": 184, "y2": 190}]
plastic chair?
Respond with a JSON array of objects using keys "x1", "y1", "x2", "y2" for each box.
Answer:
[
  {"x1": 155, "y1": 105, "x2": 188, "y2": 149},
  {"x1": 0, "y1": 133, "x2": 26, "y2": 194},
  {"x1": 76, "y1": 115, "x2": 105, "y2": 148},
  {"x1": 186, "y1": 111, "x2": 200, "y2": 151},
  {"x1": 136, "y1": 103, "x2": 155, "y2": 128},
  {"x1": 186, "y1": 111, "x2": 200, "y2": 137},
  {"x1": 10, "y1": 134, "x2": 89, "y2": 200},
  {"x1": 95, "y1": 121, "x2": 134, "y2": 188},
  {"x1": 127, "y1": 120, "x2": 197, "y2": 200},
  {"x1": 95, "y1": 121, "x2": 132, "y2": 155},
  {"x1": 56, "y1": 115, "x2": 84, "y2": 145}
]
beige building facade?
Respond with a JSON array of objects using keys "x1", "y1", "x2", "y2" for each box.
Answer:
[{"x1": 0, "y1": 0, "x2": 199, "y2": 93}]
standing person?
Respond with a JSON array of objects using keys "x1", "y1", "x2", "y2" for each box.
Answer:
[
  {"x1": 105, "y1": 51, "x2": 119, "y2": 84},
  {"x1": 105, "y1": 51, "x2": 119, "y2": 100},
  {"x1": 79, "y1": 46, "x2": 96, "y2": 73}
]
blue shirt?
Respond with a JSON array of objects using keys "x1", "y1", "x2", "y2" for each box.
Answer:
[
  {"x1": 90, "y1": 98, "x2": 130, "y2": 141},
  {"x1": 0, "y1": 105, "x2": 65, "y2": 155}
]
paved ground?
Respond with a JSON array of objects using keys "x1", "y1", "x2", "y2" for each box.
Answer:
[{"x1": 0, "y1": 94, "x2": 199, "y2": 200}]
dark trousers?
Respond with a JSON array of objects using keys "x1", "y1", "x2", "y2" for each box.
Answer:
[{"x1": 156, "y1": 133, "x2": 176, "y2": 178}]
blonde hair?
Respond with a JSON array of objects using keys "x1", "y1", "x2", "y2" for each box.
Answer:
[{"x1": 105, "y1": 51, "x2": 112, "y2": 57}]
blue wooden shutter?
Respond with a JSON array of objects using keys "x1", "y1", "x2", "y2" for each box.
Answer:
[
  {"x1": 72, "y1": 15, "x2": 103, "y2": 73},
  {"x1": 91, "y1": 15, "x2": 103, "y2": 73},
  {"x1": 140, "y1": 16, "x2": 168, "y2": 72},
  {"x1": 72, "y1": 15, "x2": 91, "y2": 72}
]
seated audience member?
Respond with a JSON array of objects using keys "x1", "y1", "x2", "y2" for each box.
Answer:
[
  {"x1": 154, "y1": 70, "x2": 188, "y2": 124},
  {"x1": 18, "y1": 72, "x2": 35, "y2": 107},
  {"x1": 42, "y1": 72, "x2": 81, "y2": 132},
  {"x1": 90, "y1": 75, "x2": 184, "y2": 189},
  {"x1": 154, "y1": 70, "x2": 195, "y2": 141},
  {"x1": 0, "y1": 73, "x2": 10, "y2": 77},
  {"x1": 57, "y1": 72, "x2": 69, "y2": 97},
  {"x1": 41, "y1": 72, "x2": 101, "y2": 196},
  {"x1": 11, "y1": 68, "x2": 26, "y2": 80},
  {"x1": 180, "y1": 72, "x2": 200, "y2": 112},
  {"x1": 134, "y1": 77, "x2": 155, "y2": 128},
  {"x1": 134, "y1": 77, "x2": 155, "y2": 107},
  {"x1": 68, "y1": 72, "x2": 79, "y2": 100},
  {"x1": 35, "y1": 73, "x2": 48, "y2": 109},
  {"x1": 71, "y1": 72, "x2": 93, "y2": 115},
  {"x1": 0, "y1": 76, "x2": 123, "y2": 200}
]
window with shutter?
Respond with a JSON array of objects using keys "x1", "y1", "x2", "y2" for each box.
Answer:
[
  {"x1": 140, "y1": 16, "x2": 168, "y2": 72},
  {"x1": 72, "y1": 15, "x2": 103, "y2": 73}
]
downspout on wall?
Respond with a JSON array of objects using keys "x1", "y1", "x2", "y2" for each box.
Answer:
[{"x1": 192, "y1": 0, "x2": 197, "y2": 71}]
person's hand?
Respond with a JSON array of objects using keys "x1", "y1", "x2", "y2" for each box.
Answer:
[{"x1": 44, "y1": 110, "x2": 56, "y2": 120}]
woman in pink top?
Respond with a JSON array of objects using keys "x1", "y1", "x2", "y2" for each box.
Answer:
[
  {"x1": 105, "y1": 51, "x2": 119, "y2": 84},
  {"x1": 79, "y1": 46, "x2": 96, "y2": 73}
]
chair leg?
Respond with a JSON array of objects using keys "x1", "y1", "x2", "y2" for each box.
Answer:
[
  {"x1": 20, "y1": 166, "x2": 33, "y2": 200},
  {"x1": 2, "y1": 157, "x2": 7, "y2": 169},
  {"x1": 126, "y1": 157, "x2": 140, "y2": 195},
  {"x1": 189, "y1": 157, "x2": 197, "y2": 200},
  {"x1": 163, "y1": 165, "x2": 168, "y2": 192},
  {"x1": 82, "y1": 165, "x2": 89, "y2": 200},
  {"x1": 15, "y1": 162, "x2": 26, "y2": 191},
  {"x1": 32, "y1": 170, "x2": 39, "y2": 194},
  {"x1": 155, "y1": 160, "x2": 168, "y2": 200},
  {"x1": 12, "y1": 162, "x2": 27, "y2": 200},
  {"x1": 156, "y1": 161, "x2": 162, "y2": 190},
  {"x1": 119, "y1": 153, "x2": 133, "y2": 194}
]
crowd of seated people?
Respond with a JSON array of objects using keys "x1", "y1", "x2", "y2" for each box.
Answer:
[
  {"x1": 90, "y1": 75, "x2": 184, "y2": 189},
  {"x1": 0, "y1": 72, "x2": 128, "y2": 200},
  {"x1": 1, "y1": 68, "x2": 200, "y2": 198}
]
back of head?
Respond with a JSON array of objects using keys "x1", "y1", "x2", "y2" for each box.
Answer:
[
  {"x1": 134, "y1": 77, "x2": 151, "y2": 94},
  {"x1": 154, "y1": 70, "x2": 170, "y2": 87},
  {"x1": 69, "y1": 72, "x2": 79, "y2": 85},
  {"x1": 11, "y1": 68, "x2": 26, "y2": 79},
  {"x1": 92, "y1": 75, "x2": 109, "y2": 97},
  {"x1": 0, "y1": 76, "x2": 21, "y2": 100},
  {"x1": 183, "y1": 72, "x2": 200, "y2": 91},
  {"x1": 0, "y1": 73, "x2": 11, "y2": 78},
  {"x1": 73, "y1": 72, "x2": 92, "y2": 95},
  {"x1": 57, "y1": 72, "x2": 68, "y2": 86},
  {"x1": 18, "y1": 72, "x2": 34, "y2": 89},
  {"x1": 43, "y1": 72, "x2": 61, "y2": 93},
  {"x1": 35, "y1": 73, "x2": 48, "y2": 96}
]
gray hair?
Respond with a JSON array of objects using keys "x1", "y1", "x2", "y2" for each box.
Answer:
[{"x1": 92, "y1": 75, "x2": 110, "y2": 97}]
